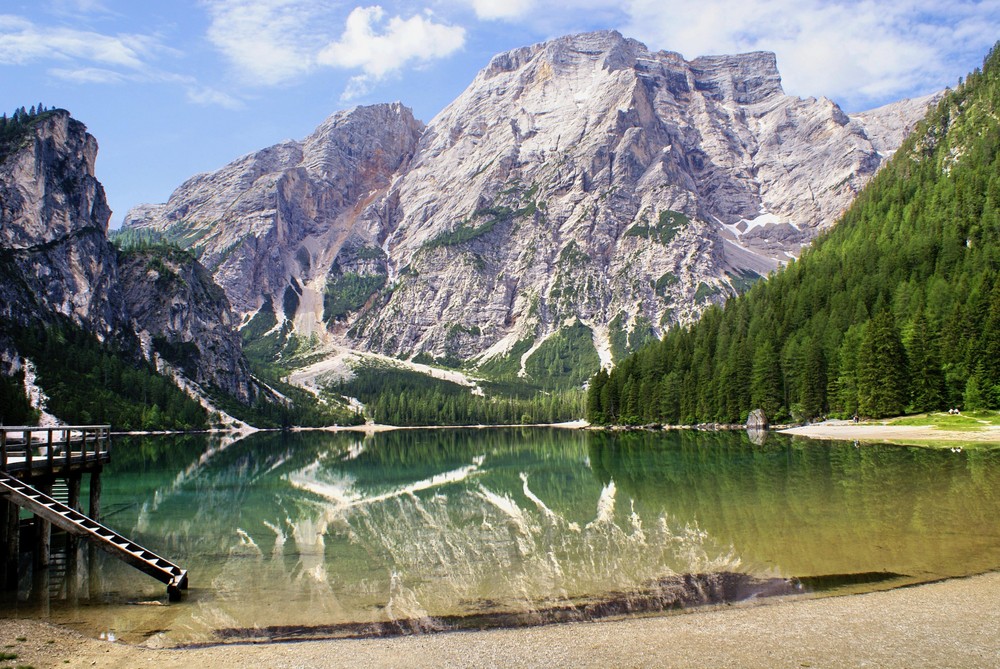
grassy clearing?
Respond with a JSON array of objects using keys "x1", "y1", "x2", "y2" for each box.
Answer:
[
  {"x1": 883, "y1": 438, "x2": 1000, "y2": 451},
  {"x1": 888, "y1": 411, "x2": 1000, "y2": 430}
]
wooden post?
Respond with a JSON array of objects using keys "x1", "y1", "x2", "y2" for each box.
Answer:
[
  {"x1": 87, "y1": 467, "x2": 103, "y2": 600},
  {"x1": 67, "y1": 473, "x2": 82, "y2": 552},
  {"x1": 3, "y1": 496, "x2": 19, "y2": 590},
  {"x1": 46, "y1": 429, "x2": 53, "y2": 474},
  {"x1": 0, "y1": 497, "x2": 10, "y2": 589},
  {"x1": 34, "y1": 479, "x2": 52, "y2": 569},
  {"x1": 66, "y1": 475, "x2": 83, "y2": 602},
  {"x1": 68, "y1": 473, "x2": 82, "y2": 512},
  {"x1": 89, "y1": 468, "x2": 101, "y2": 522}
]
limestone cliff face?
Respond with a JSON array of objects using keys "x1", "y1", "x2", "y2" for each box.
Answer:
[
  {"x1": 123, "y1": 31, "x2": 935, "y2": 375},
  {"x1": 118, "y1": 247, "x2": 256, "y2": 403},
  {"x1": 0, "y1": 111, "x2": 127, "y2": 340},
  {"x1": 0, "y1": 110, "x2": 258, "y2": 405},
  {"x1": 123, "y1": 103, "x2": 425, "y2": 319}
]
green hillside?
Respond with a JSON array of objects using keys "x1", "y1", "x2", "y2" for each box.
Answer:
[{"x1": 589, "y1": 44, "x2": 1000, "y2": 425}]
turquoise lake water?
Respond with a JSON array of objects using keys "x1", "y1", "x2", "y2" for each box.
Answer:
[{"x1": 4, "y1": 428, "x2": 1000, "y2": 646}]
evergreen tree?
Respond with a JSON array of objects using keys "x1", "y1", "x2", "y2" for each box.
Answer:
[
  {"x1": 587, "y1": 369, "x2": 609, "y2": 423},
  {"x1": 750, "y1": 340, "x2": 783, "y2": 420},
  {"x1": 857, "y1": 311, "x2": 909, "y2": 417},
  {"x1": 799, "y1": 337, "x2": 827, "y2": 419},
  {"x1": 906, "y1": 311, "x2": 945, "y2": 412},
  {"x1": 588, "y1": 42, "x2": 1000, "y2": 426}
]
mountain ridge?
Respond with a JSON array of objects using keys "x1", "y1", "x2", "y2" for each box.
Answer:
[
  {"x1": 588, "y1": 41, "x2": 1000, "y2": 424},
  {"x1": 0, "y1": 109, "x2": 265, "y2": 426},
  {"x1": 122, "y1": 30, "x2": 938, "y2": 391}
]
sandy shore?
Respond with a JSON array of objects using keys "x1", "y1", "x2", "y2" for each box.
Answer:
[
  {"x1": 780, "y1": 420, "x2": 1000, "y2": 447},
  {"x1": 3, "y1": 572, "x2": 999, "y2": 668}
]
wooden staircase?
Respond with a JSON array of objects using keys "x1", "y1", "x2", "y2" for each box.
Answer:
[{"x1": 0, "y1": 473, "x2": 188, "y2": 600}]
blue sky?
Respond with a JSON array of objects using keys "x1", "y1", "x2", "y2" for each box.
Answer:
[{"x1": 2, "y1": 0, "x2": 998, "y2": 226}]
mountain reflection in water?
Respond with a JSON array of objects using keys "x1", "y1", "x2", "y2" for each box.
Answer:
[{"x1": 5, "y1": 428, "x2": 1000, "y2": 645}]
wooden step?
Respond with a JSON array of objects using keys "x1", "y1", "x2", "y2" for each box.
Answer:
[{"x1": 0, "y1": 473, "x2": 188, "y2": 600}]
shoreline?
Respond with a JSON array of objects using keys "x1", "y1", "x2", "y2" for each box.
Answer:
[
  {"x1": 5, "y1": 570, "x2": 999, "y2": 668},
  {"x1": 780, "y1": 420, "x2": 1000, "y2": 447}
]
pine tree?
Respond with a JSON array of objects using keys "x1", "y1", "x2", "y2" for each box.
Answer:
[
  {"x1": 857, "y1": 311, "x2": 909, "y2": 417},
  {"x1": 906, "y1": 311, "x2": 945, "y2": 412},
  {"x1": 750, "y1": 340, "x2": 783, "y2": 420},
  {"x1": 586, "y1": 368, "x2": 608, "y2": 423},
  {"x1": 799, "y1": 337, "x2": 827, "y2": 419}
]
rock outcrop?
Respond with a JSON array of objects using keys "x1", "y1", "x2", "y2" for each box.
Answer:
[
  {"x1": 0, "y1": 110, "x2": 128, "y2": 341},
  {"x1": 123, "y1": 31, "x2": 936, "y2": 382},
  {"x1": 0, "y1": 110, "x2": 259, "y2": 406},
  {"x1": 118, "y1": 246, "x2": 256, "y2": 403},
  {"x1": 123, "y1": 103, "x2": 424, "y2": 317}
]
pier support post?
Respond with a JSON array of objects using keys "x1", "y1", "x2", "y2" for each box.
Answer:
[
  {"x1": 89, "y1": 469, "x2": 101, "y2": 522},
  {"x1": 88, "y1": 468, "x2": 102, "y2": 599},
  {"x1": 67, "y1": 473, "x2": 83, "y2": 599},
  {"x1": 67, "y1": 474, "x2": 82, "y2": 552},
  {"x1": 34, "y1": 479, "x2": 52, "y2": 569},
  {"x1": 1, "y1": 497, "x2": 18, "y2": 590},
  {"x1": 68, "y1": 474, "x2": 82, "y2": 512}
]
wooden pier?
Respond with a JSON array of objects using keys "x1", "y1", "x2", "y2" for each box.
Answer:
[{"x1": 0, "y1": 426, "x2": 188, "y2": 601}]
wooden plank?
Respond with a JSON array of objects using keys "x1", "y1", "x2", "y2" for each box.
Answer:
[{"x1": 0, "y1": 475, "x2": 187, "y2": 594}]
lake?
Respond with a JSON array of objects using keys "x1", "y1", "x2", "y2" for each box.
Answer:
[{"x1": 3, "y1": 428, "x2": 1000, "y2": 646}]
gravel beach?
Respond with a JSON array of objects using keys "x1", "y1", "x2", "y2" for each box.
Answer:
[{"x1": 3, "y1": 571, "x2": 999, "y2": 668}]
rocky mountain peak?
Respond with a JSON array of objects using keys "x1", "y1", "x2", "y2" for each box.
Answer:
[
  {"x1": 1, "y1": 107, "x2": 262, "y2": 418},
  {"x1": 0, "y1": 109, "x2": 126, "y2": 340},
  {"x1": 123, "y1": 31, "x2": 937, "y2": 387},
  {"x1": 123, "y1": 102, "x2": 425, "y2": 316},
  {"x1": 689, "y1": 51, "x2": 783, "y2": 104}
]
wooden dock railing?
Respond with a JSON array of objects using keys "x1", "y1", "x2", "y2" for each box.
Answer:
[
  {"x1": 0, "y1": 425, "x2": 188, "y2": 600},
  {"x1": 0, "y1": 425, "x2": 111, "y2": 476}
]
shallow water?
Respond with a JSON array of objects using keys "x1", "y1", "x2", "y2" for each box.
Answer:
[{"x1": 4, "y1": 428, "x2": 1000, "y2": 645}]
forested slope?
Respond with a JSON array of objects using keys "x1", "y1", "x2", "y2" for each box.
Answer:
[{"x1": 589, "y1": 44, "x2": 1000, "y2": 425}]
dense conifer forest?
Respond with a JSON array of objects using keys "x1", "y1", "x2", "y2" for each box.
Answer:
[
  {"x1": 338, "y1": 365, "x2": 585, "y2": 426},
  {"x1": 588, "y1": 44, "x2": 1000, "y2": 426}
]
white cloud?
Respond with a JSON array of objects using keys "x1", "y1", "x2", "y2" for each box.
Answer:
[
  {"x1": 186, "y1": 86, "x2": 246, "y2": 110},
  {"x1": 468, "y1": 0, "x2": 535, "y2": 20},
  {"x1": 317, "y1": 6, "x2": 465, "y2": 99},
  {"x1": 49, "y1": 66, "x2": 126, "y2": 84},
  {"x1": 201, "y1": 0, "x2": 324, "y2": 85},
  {"x1": 318, "y1": 6, "x2": 465, "y2": 79},
  {"x1": 619, "y1": 0, "x2": 1000, "y2": 110},
  {"x1": 203, "y1": 2, "x2": 465, "y2": 98},
  {"x1": 0, "y1": 14, "x2": 160, "y2": 69}
]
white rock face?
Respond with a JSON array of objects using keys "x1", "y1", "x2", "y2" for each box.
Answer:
[
  {"x1": 124, "y1": 103, "x2": 424, "y2": 315},
  {"x1": 0, "y1": 111, "x2": 128, "y2": 341},
  {"x1": 124, "y1": 31, "x2": 936, "y2": 374},
  {"x1": 0, "y1": 111, "x2": 261, "y2": 406}
]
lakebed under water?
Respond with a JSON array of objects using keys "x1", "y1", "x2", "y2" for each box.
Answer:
[{"x1": 4, "y1": 428, "x2": 1000, "y2": 646}]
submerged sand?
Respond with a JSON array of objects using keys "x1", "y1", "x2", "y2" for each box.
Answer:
[{"x1": 3, "y1": 571, "x2": 999, "y2": 668}]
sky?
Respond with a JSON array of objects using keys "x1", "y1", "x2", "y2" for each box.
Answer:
[{"x1": 2, "y1": 1, "x2": 998, "y2": 226}]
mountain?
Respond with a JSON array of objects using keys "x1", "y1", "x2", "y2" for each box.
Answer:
[
  {"x1": 0, "y1": 109, "x2": 127, "y2": 343},
  {"x1": 588, "y1": 43, "x2": 1000, "y2": 425},
  {"x1": 0, "y1": 108, "x2": 261, "y2": 427},
  {"x1": 117, "y1": 245, "x2": 256, "y2": 404},
  {"x1": 123, "y1": 31, "x2": 934, "y2": 391},
  {"x1": 123, "y1": 103, "x2": 424, "y2": 316}
]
